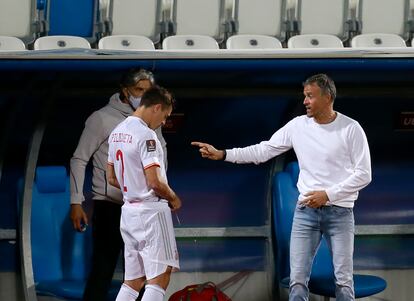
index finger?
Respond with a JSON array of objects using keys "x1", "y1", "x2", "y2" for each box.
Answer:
[{"x1": 191, "y1": 141, "x2": 208, "y2": 148}]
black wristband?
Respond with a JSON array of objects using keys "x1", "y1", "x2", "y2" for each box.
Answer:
[{"x1": 222, "y1": 149, "x2": 227, "y2": 160}]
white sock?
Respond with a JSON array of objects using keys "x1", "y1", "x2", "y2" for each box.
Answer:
[
  {"x1": 115, "y1": 283, "x2": 140, "y2": 301},
  {"x1": 141, "y1": 284, "x2": 165, "y2": 301}
]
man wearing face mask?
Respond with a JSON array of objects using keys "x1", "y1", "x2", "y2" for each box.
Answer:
[{"x1": 69, "y1": 68, "x2": 167, "y2": 301}]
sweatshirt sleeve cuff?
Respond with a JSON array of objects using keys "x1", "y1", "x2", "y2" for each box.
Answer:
[
  {"x1": 224, "y1": 149, "x2": 235, "y2": 162},
  {"x1": 325, "y1": 187, "x2": 337, "y2": 203},
  {"x1": 70, "y1": 193, "x2": 85, "y2": 205}
]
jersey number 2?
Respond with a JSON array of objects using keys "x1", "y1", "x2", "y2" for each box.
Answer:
[{"x1": 116, "y1": 149, "x2": 127, "y2": 192}]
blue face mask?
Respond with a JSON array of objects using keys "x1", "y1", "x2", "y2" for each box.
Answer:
[{"x1": 129, "y1": 95, "x2": 141, "y2": 110}]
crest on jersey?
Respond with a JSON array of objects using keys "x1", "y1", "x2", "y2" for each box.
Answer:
[{"x1": 146, "y1": 139, "x2": 156, "y2": 152}]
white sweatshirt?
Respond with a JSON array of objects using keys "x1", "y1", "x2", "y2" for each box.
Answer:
[{"x1": 226, "y1": 113, "x2": 371, "y2": 208}]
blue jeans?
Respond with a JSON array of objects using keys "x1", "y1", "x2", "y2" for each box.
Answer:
[{"x1": 289, "y1": 204, "x2": 355, "y2": 301}]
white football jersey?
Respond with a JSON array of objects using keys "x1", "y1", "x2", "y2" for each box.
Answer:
[{"x1": 108, "y1": 116, "x2": 167, "y2": 203}]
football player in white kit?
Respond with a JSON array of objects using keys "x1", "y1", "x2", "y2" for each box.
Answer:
[{"x1": 107, "y1": 86, "x2": 181, "y2": 301}]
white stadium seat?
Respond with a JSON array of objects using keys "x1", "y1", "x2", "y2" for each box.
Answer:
[
  {"x1": 162, "y1": 35, "x2": 219, "y2": 50},
  {"x1": 233, "y1": 0, "x2": 285, "y2": 38},
  {"x1": 104, "y1": 0, "x2": 163, "y2": 43},
  {"x1": 298, "y1": 0, "x2": 348, "y2": 38},
  {"x1": 34, "y1": 36, "x2": 91, "y2": 50},
  {"x1": 351, "y1": 33, "x2": 407, "y2": 48},
  {"x1": 226, "y1": 34, "x2": 282, "y2": 49},
  {"x1": 172, "y1": 0, "x2": 226, "y2": 41},
  {"x1": 0, "y1": 0, "x2": 38, "y2": 43},
  {"x1": 0, "y1": 36, "x2": 26, "y2": 51},
  {"x1": 358, "y1": 0, "x2": 409, "y2": 37},
  {"x1": 98, "y1": 35, "x2": 155, "y2": 50},
  {"x1": 288, "y1": 34, "x2": 344, "y2": 48}
]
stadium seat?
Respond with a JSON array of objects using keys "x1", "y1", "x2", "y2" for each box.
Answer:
[
  {"x1": 102, "y1": 0, "x2": 163, "y2": 43},
  {"x1": 98, "y1": 35, "x2": 155, "y2": 50},
  {"x1": 288, "y1": 34, "x2": 344, "y2": 48},
  {"x1": 351, "y1": 33, "x2": 407, "y2": 48},
  {"x1": 272, "y1": 162, "x2": 387, "y2": 300},
  {"x1": 34, "y1": 36, "x2": 91, "y2": 50},
  {"x1": 46, "y1": 0, "x2": 101, "y2": 42},
  {"x1": 172, "y1": 0, "x2": 226, "y2": 41},
  {"x1": 29, "y1": 166, "x2": 121, "y2": 299},
  {"x1": 162, "y1": 35, "x2": 219, "y2": 50},
  {"x1": 0, "y1": 36, "x2": 26, "y2": 51},
  {"x1": 0, "y1": 0, "x2": 42, "y2": 44},
  {"x1": 358, "y1": 0, "x2": 410, "y2": 38},
  {"x1": 232, "y1": 0, "x2": 286, "y2": 39},
  {"x1": 226, "y1": 34, "x2": 283, "y2": 49},
  {"x1": 297, "y1": 0, "x2": 349, "y2": 38}
]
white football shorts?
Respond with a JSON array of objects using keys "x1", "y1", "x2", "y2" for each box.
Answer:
[{"x1": 120, "y1": 201, "x2": 180, "y2": 280}]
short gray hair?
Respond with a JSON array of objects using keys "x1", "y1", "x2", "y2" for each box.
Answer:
[
  {"x1": 120, "y1": 68, "x2": 155, "y2": 88},
  {"x1": 303, "y1": 74, "x2": 336, "y2": 102}
]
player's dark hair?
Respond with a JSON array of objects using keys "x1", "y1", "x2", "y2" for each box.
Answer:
[{"x1": 140, "y1": 85, "x2": 175, "y2": 109}]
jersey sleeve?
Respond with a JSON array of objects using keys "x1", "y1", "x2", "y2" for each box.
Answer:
[
  {"x1": 138, "y1": 132, "x2": 162, "y2": 169},
  {"x1": 107, "y1": 133, "x2": 114, "y2": 165}
]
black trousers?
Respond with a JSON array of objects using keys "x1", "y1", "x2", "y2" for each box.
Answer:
[{"x1": 83, "y1": 200, "x2": 123, "y2": 301}]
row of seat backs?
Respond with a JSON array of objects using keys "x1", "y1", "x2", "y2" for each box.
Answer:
[
  {"x1": 0, "y1": 33, "x2": 409, "y2": 51},
  {"x1": 1, "y1": 0, "x2": 413, "y2": 48}
]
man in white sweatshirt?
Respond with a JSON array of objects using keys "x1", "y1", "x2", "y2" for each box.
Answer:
[{"x1": 192, "y1": 74, "x2": 371, "y2": 301}]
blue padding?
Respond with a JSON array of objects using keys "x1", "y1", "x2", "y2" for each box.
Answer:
[
  {"x1": 30, "y1": 166, "x2": 120, "y2": 299},
  {"x1": 48, "y1": 0, "x2": 95, "y2": 36},
  {"x1": 35, "y1": 166, "x2": 66, "y2": 193},
  {"x1": 272, "y1": 168, "x2": 299, "y2": 280},
  {"x1": 37, "y1": 0, "x2": 45, "y2": 10},
  {"x1": 281, "y1": 274, "x2": 386, "y2": 298},
  {"x1": 0, "y1": 241, "x2": 18, "y2": 272},
  {"x1": 355, "y1": 163, "x2": 414, "y2": 225},
  {"x1": 285, "y1": 161, "x2": 299, "y2": 184},
  {"x1": 308, "y1": 274, "x2": 387, "y2": 298},
  {"x1": 0, "y1": 58, "x2": 414, "y2": 78}
]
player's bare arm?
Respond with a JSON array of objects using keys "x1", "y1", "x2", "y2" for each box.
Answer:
[
  {"x1": 106, "y1": 163, "x2": 121, "y2": 189},
  {"x1": 144, "y1": 166, "x2": 182, "y2": 210},
  {"x1": 191, "y1": 141, "x2": 225, "y2": 160}
]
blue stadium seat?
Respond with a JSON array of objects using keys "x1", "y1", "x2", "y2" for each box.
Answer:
[
  {"x1": 272, "y1": 162, "x2": 387, "y2": 299},
  {"x1": 46, "y1": 0, "x2": 101, "y2": 42},
  {"x1": 30, "y1": 166, "x2": 121, "y2": 300}
]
